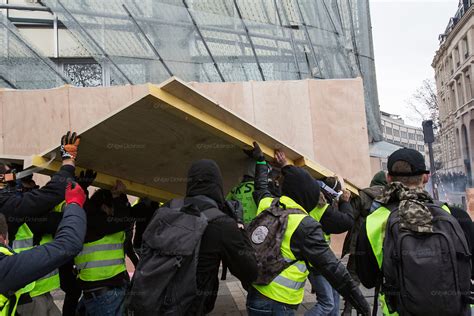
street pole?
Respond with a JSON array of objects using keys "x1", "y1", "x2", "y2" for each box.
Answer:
[
  {"x1": 422, "y1": 120, "x2": 439, "y2": 200},
  {"x1": 427, "y1": 141, "x2": 439, "y2": 200}
]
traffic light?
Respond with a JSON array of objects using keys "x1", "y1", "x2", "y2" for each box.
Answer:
[{"x1": 422, "y1": 120, "x2": 435, "y2": 143}]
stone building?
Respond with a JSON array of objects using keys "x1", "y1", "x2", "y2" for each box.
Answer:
[{"x1": 433, "y1": 0, "x2": 474, "y2": 181}]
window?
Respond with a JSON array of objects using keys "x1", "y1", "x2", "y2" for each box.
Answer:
[
  {"x1": 417, "y1": 134, "x2": 424, "y2": 141},
  {"x1": 385, "y1": 127, "x2": 393, "y2": 136},
  {"x1": 418, "y1": 145, "x2": 425, "y2": 152},
  {"x1": 393, "y1": 129, "x2": 400, "y2": 137},
  {"x1": 462, "y1": 37, "x2": 469, "y2": 58},
  {"x1": 401, "y1": 131, "x2": 408, "y2": 139},
  {"x1": 63, "y1": 63, "x2": 102, "y2": 87},
  {"x1": 408, "y1": 143, "x2": 416, "y2": 149},
  {"x1": 408, "y1": 133, "x2": 416, "y2": 140}
]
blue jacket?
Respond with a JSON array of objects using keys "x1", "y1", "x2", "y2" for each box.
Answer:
[{"x1": 0, "y1": 203, "x2": 86, "y2": 295}]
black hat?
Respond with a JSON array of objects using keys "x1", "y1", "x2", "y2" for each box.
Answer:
[{"x1": 387, "y1": 148, "x2": 429, "y2": 176}]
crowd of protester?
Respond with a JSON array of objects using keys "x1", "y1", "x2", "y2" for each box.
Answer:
[{"x1": 0, "y1": 133, "x2": 473, "y2": 316}]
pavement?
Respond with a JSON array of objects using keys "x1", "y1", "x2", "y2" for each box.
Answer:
[
  {"x1": 52, "y1": 275, "x2": 378, "y2": 316},
  {"x1": 207, "y1": 274, "x2": 378, "y2": 316},
  {"x1": 52, "y1": 258, "x2": 381, "y2": 316}
]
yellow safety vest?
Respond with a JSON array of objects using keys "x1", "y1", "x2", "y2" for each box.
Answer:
[
  {"x1": 74, "y1": 231, "x2": 126, "y2": 282},
  {"x1": 366, "y1": 204, "x2": 451, "y2": 315},
  {"x1": 252, "y1": 196, "x2": 310, "y2": 305},
  {"x1": 0, "y1": 246, "x2": 35, "y2": 316},
  {"x1": 309, "y1": 204, "x2": 331, "y2": 243},
  {"x1": 12, "y1": 223, "x2": 34, "y2": 253},
  {"x1": 29, "y1": 202, "x2": 64, "y2": 297}
]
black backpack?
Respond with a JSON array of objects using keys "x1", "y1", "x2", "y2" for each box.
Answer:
[
  {"x1": 126, "y1": 197, "x2": 226, "y2": 315},
  {"x1": 247, "y1": 198, "x2": 306, "y2": 285},
  {"x1": 382, "y1": 203, "x2": 471, "y2": 316}
]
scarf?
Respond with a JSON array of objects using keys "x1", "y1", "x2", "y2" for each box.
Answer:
[{"x1": 376, "y1": 182, "x2": 434, "y2": 233}]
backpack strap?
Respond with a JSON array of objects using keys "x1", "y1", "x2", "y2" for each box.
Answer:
[
  {"x1": 373, "y1": 274, "x2": 383, "y2": 316},
  {"x1": 202, "y1": 208, "x2": 227, "y2": 223},
  {"x1": 271, "y1": 197, "x2": 284, "y2": 209}
]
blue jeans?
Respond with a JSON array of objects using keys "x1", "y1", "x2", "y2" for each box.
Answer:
[
  {"x1": 246, "y1": 288, "x2": 296, "y2": 316},
  {"x1": 305, "y1": 274, "x2": 340, "y2": 316},
  {"x1": 80, "y1": 286, "x2": 126, "y2": 316}
]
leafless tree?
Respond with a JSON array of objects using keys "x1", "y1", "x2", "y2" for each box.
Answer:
[
  {"x1": 405, "y1": 78, "x2": 439, "y2": 129},
  {"x1": 64, "y1": 63, "x2": 102, "y2": 87}
]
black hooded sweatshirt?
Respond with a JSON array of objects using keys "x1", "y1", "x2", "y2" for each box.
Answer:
[{"x1": 184, "y1": 159, "x2": 258, "y2": 315}]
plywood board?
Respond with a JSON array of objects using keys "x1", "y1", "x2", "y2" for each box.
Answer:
[
  {"x1": 2, "y1": 87, "x2": 70, "y2": 156},
  {"x1": 189, "y1": 80, "x2": 255, "y2": 124},
  {"x1": 2, "y1": 78, "x2": 365, "y2": 199},
  {"x1": 35, "y1": 95, "x2": 257, "y2": 198},
  {"x1": 308, "y1": 79, "x2": 371, "y2": 188},
  {"x1": 158, "y1": 79, "x2": 302, "y2": 161}
]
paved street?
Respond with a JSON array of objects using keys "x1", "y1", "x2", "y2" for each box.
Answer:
[{"x1": 52, "y1": 267, "x2": 380, "y2": 315}]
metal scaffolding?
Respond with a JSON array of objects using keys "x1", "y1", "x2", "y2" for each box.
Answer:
[{"x1": 0, "y1": 0, "x2": 383, "y2": 140}]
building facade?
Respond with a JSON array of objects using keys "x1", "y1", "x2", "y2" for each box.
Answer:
[
  {"x1": 433, "y1": 0, "x2": 474, "y2": 180},
  {"x1": 380, "y1": 111, "x2": 426, "y2": 153},
  {"x1": 0, "y1": 0, "x2": 382, "y2": 141}
]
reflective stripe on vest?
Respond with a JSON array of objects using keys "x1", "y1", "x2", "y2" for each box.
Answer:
[
  {"x1": 0, "y1": 246, "x2": 35, "y2": 316},
  {"x1": 12, "y1": 224, "x2": 34, "y2": 253},
  {"x1": 74, "y1": 231, "x2": 126, "y2": 282},
  {"x1": 366, "y1": 204, "x2": 452, "y2": 315},
  {"x1": 253, "y1": 196, "x2": 310, "y2": 305},
  {"x1": 309, "y1": 204, "x2": 331, "y2": 243},
  {"x1": 29, "y1": 233, "x2": 60, "y2": 297},
  {"x1": 29, "y1": 202, "x2": 64, "y2": 297}
]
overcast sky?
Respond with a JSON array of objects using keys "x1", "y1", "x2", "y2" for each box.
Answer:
[{"x1": 370, "y1": 0, "x2": 459, "y2": 126}]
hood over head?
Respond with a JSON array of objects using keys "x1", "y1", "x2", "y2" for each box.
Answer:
[
  {"x1": 281, "y1": 165, "x2": 320, "y2": 212},
  {"x1": 370, "y1": 171, "x2": 387, "y2": 187},
  {"x1": 186, "y1": 159, "x2": 225, "y2": 208}
]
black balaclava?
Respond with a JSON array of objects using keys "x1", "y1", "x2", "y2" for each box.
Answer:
[
  {"x1": 281, "y1": 166, "x2": 320, "y2": 212},
  {"x1": 186, "y1": 159, "x2": 225, "y2": 208}
]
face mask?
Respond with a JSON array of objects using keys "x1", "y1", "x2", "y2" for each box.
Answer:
[{"x1": 317, "y1": 180, "x2": 343, "y2": 201}]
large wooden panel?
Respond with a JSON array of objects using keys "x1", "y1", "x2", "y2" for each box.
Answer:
[
  {"x1": 44, "y1": 95, "x2": 250, "y2": 196},
  {"x1": 68, "y1": 84, "x2": 148, "y2": 132},
  {"x1": 309, "y1": 79, "x2": 371, "y2": 188},
  {"x1": 2, "y1": 78, "x2": 367, "y2": 198},
  {"x1": 251, "y1": 80, "x2": 315, "y2": 159},
  {"x1": 2, "y1": 87, "x2": 70, "y2": 156},
  {"x1": 189, "y1": 80, "x2": 255, "y2": 124}
]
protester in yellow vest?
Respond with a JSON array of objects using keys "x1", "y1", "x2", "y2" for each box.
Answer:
[
  {"x1": 341, "y1": 171, "x2": 387, "y2": 316},
  {"x1": 75, "y1": 180, "x2": 134, "y2": 316},
  {"x1": 245, "y1": 143, "x2": 370, "y2": 316},
  {"x1": 0, "y1": 182, "x2": 86, "y2": 316},
  {"x1": 356, "y1": 148, "x2": 473, "y2": 316},
  {"x1": 307, "y1": 177, "x2": 355, "y2": 316},
  {"x1": 14, "y1": 201, "x2": 64, "y2": 316}
]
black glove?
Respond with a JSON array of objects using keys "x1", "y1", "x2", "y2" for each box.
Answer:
[
  {"x1": 60, "y1": 131, "x2": 80, "y2": 161},
  {"x1": 243, "y1": 141, "x2": 265, "y2": 162},
  {"x1": 338, "y1": 281, "x2": 370, "y2": 316},
  {"x1": 76, "y1": 169, "x2": 97, "y2": 191}
]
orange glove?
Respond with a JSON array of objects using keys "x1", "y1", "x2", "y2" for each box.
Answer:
[
  {"x1": 60, "y1": 131, "x2": 80, "y2": 161},
  {"x1": 65, "y1": 181, "x2": 86, "y2": 208}
]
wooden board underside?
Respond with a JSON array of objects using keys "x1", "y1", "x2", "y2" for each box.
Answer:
[
  {"x1": 40, "y1": 95, "x2": 252, "y2": 197},
  {"x1": 15, "y1": 79, "x2": 359, "y2": 199}
]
